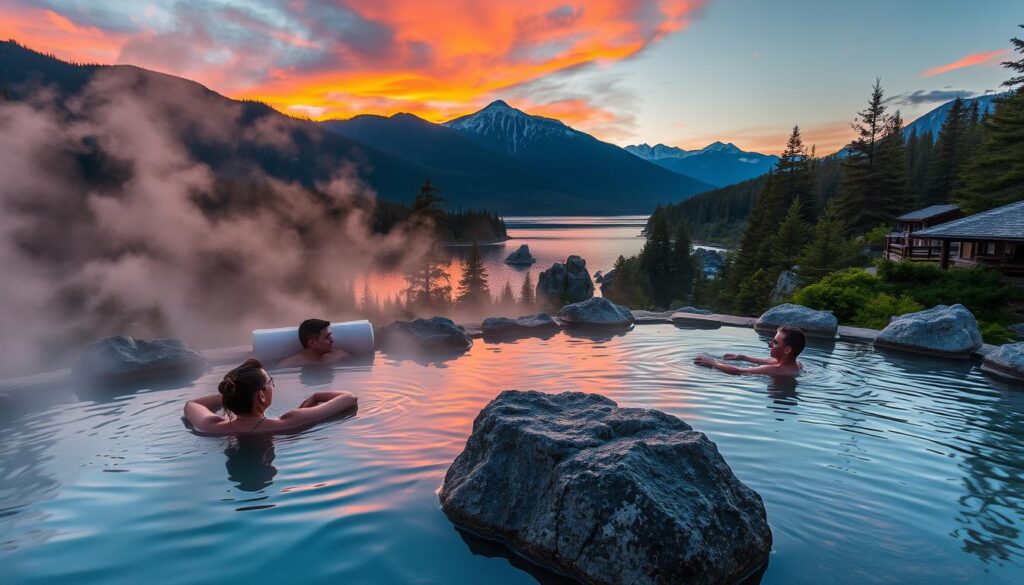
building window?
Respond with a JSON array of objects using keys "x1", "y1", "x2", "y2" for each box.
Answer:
[{"x1": 961, "y1": 241, "x2": 974, "y2": 259}]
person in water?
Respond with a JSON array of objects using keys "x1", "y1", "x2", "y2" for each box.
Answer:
[
  {"x1": 183, "y1": 358, "x2": 357, "y2": 434},
  {"x1": 694, "y1": 326, "x2": 805, "y2": 376},
  {"x1": 278, "y1": 318, "x2": 352, "y2": 367}
]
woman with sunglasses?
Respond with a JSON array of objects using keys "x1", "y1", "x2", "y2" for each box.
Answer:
[{"x1": 183, "y1": 358, "x2": 357, "y2": 434}]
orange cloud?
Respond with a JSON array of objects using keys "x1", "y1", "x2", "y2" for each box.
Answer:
[
  {"x1": 921, "y1": 49, "x2": 1009, "y2": 77},
  {"x1": 0, "y1": 1, "x2": 707, "y2": 140}
]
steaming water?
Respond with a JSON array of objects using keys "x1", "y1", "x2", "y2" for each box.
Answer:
[
  {"x1": 1, "y1": 325, "x2": 1022, "y2": 585},
  {"x1": 359, "y1": 216, "x2": 725, "y2": 302}
]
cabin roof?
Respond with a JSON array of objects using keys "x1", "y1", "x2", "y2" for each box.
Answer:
[
  {"x1": 913, "y1": 200, "x2": 1024, "y2": 241},
  {"x1": 896, "y1": 204, "x2": 960, "y2": 221}
]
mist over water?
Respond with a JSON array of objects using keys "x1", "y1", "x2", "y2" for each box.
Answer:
[{"x1": 0, "y1": 69, "x2": 433, "y2": 377}]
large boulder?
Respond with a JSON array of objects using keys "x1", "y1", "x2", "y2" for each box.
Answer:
[
  {"x1": 440, "y1": 390, "x2": 772, "y2": 585},
  {"x1": 874, "y1": 304, "x2": 983, "y2": 358},
  {"x1": 755, "y1": 303, "x2": 838, "y2": 338},
  {"x1": 504, "y1": 244, "x2": 537, "y2": 265},
  {"x1": 378, "y1": 317, "x2": 473, "y2": 353},
  {"x1": 981, "y1": 342, "x2": 1024, "y2": 382},
  {"x1": 537, "y1": 255, "x2": 594, "y2": 307},
  {"x1": 558, "y1": 297, "x2": 634, "y2": 328},
  {"x1": 73, "y1": 336, "x2": 208, "y2": 385},
  {"x1": 481, "y1": 314, "x2": 560, "y2": 337},
  {"x1": 1010, "y1": 322, "x2": 1024, "y2": 340}
]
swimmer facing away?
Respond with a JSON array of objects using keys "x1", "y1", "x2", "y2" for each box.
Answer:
[
  {"x1": 278, "y1": 318, "x2": 352, "y2": 367},
  {"x1": 694, "y1": 326, "x2": 805, "y2": 376},
  {"x1": 183, "y1": 358, "x2": 357, "y2": 435}
]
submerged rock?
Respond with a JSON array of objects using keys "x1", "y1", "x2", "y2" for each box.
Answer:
[
  {"x1": 755, "y1": 303, "x2": 837, "y2": 338},
  {"x1": 981, "y1": 342, "x2": 1024, "y2": 382},
  {"x1": 874, "y1": 304, "x2": 982, "y2": 358},
  {"x1": 537, "y1": 255, "x2": 594, "y2": 307},
  {"x1": 73, "y1": 336, "x2": 208, "y2": 385},
  {"x1": 481, "y1": 314, "x2": 560, "y2": 337},
  {"x1": 558, "y1": 297, "x2": 634, "y2": 328},
  {"x1": 672, "y1": 305, "x2": 713, "y2": 315},
  {"x1": 440, "y1": 390, "x2": 772, "y2": 585},
  {"x1": 504, "y1": 244, "x2": 537, "y2": 265},
  {"x1": 378, "y1": 317, "x2": 473, "y2": 354}
]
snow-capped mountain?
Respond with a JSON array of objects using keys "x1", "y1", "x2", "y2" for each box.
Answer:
[
  {"x1": 444, "y1": 100, "x2": 583, "y2": 154},
  {"x1": 902, "y1": 93, "x2": 1004, "y2": 140},
  {"x1": 625, "y1": 142, "x2": 779, "y2": 187}
]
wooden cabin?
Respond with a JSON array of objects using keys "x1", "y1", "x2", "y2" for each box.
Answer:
[
  {"x1": 912, "y1": 200, "x2": 1024, "y2": 279},
  {"x1": 883, "y1": 204, "x2": 963, "y2": 262}
]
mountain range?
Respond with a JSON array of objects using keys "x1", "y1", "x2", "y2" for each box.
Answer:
[
  {"x1": 0, "y1": 41, "x2": 711, "y2": 215},
  {"x1": 902, "y1": 93, "x2": 1003, "y2": 140},
  {"x1": 623, "y1": 142, "x2": 780, "y2": 187}
]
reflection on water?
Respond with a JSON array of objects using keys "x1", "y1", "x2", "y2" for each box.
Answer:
[
  {"x1": 224, "y1": 435, "x2": 277, "y2": 493},
  {"x1": 0, "y1": 325, "x2": 1021, "y2": 585}
]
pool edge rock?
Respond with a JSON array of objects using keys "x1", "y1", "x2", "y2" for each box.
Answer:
[{"x1": 439, "y1": 390, "x2": 772, "y2": 585}]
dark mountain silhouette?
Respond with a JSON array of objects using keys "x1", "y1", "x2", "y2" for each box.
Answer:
[
  {"x1": 625, "y1": 142, "x2": 780, "y2": 187},
  {"x1": 1, "y1": 41, "x2": 710, "y2": 214}
]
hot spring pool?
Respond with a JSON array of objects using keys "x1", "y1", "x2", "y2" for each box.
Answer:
[{"x1": 1, "y1": 325, "x2": 1022, "y2": 584}]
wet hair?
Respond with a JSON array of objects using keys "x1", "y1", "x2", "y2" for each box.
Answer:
[
  {"x1": 779, "y1": 327, "x2": 806, "y2": 357},
  {"x1": 298, "y1": 318, "x2": 330, "y2": 349},
  {"x1": 218, "y1": 358, "x2": 268, "y2": 415}
]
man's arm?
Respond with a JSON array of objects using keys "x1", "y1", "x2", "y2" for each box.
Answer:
[
  {"x1": 280, "y1": 392, "x2": 358, "y2": 427},
  {"x1": 723, "y1": 353, "x2": 776, "y2": 365},
  {"x1": 695, "y1": 356, "x2": 784, "y2": 376}
]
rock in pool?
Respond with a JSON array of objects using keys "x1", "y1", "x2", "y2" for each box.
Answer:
[
  {"x1": 481, "y1": 313, "x2": 560, "y2": 337},
  {"x1": 874, "y1": 304, "x2": 982, "y2": 358},
  {"x1": 537, "y1": 255, "x2": 594, "y2": 307},
  {"x1": 981, "y1": 342, "x2": 1024, "y2": 382},
  {"x1": 440, "y1": 390, "x2": 772, "y2": 585},
  {"x1": 504, "y1": 244, "x2": 537, "y2": 265},
  {"x1": 73, "y1": 336, "x2": 208, "y2": 386},
  {"x1": 558, "y1": 297, "x2": 634, "y2": 328},
  {"x1": 378, "y1": 317, "x2": 473, "y2": 354},
  {"x1": 755, "y1": 303, "x2": 837, "y2": 338}
]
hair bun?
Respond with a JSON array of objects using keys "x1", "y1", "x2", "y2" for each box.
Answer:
[{"x1": 219, "y1": 375, "x2": 237, "y2": 396}]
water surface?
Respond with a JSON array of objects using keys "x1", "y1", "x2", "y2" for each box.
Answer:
[{"x1": 1, "y1": 325, "x2": 1021, "y2": 584}]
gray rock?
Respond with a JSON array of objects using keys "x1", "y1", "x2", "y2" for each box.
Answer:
[
  {"x1": 481, "y1": 313, "x2": 560, "y2": 336},
  {"x1": 558, "y1": 297, "x2": 634, "y2": 328},
  {"x1": 440, "y1": 390, "x2": 772, "y2": 585},
  {"x1": 504, "y1": 244, "x2": 537, "y2": 265},
  {"x1": 770, "y1": 270, "x2": 799, "y2": 302},
  {"x1": 379, "y1": 317, "x2": 473, "y2": 353},
  {"x1": 874, "y1": 304, "x2": 983, "y2": 358},
  {"x1": 537, "y1": 255, "x2": 594, "y2": 307},
  {"x1": 981, "y1": 342, "x2": 1024, "y2": 382},
  {"x1": 756, "y1": 303, "x2": 838, "y2": 338},
  {"x1": 73, "y1": 336, "x2": 208, "y2": 385},
  {"x1": 1010, "y1": 323, "x2": 1024, "y2": 340},
  {"x1": 672, "y1": 305, "x2": 713, "y2": 315}
]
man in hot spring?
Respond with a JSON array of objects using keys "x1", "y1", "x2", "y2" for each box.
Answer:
[
  {"x1": 694, "y1": 326, "x2": 804, "y2": 376},
  {"x1": 278, "y1": 318, "x2": 352, "y2": 367}
]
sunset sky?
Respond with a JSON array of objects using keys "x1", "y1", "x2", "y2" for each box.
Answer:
[{"x1": 1, "y1": 0, "x2": 1019, "y2": 154}]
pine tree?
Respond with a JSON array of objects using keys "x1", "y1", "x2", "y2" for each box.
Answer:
[
  {"x1": 669, "y1": 222, "x2": 696, "y2": 304},
  {"x1": 770, "y1": 199, "x2": 811, "y2": 272},
  {"x1": 403, "y1": 248, "x2": 451, "y2": 310},
  {"x1": 519, "y1": 272, "x2": 536, "y2": 307},
  {"x1": 797, "y1": 202, "x2": 861, "y2": 283},
  {"x1": 499, "y1": 282, "x2": 516, "y2": 307},
  {"x1": 926, "y1": 96, "x2": 970, "y2": 204},
  {"x1": 906, "y1": 129, "x2": 936, "y2": 207},
  {"x1": 456, "y1": 241, "x2": 491, "y2": 307},
  {"x1": 878, "y1": 109, "x2": 910, "y2": 214},
  {"x1": 732, "y1": 268, "x2": 774, "y2": 316},
  {"x1": 359, "y1": 280, "x2": 378, "y2": 317},
  {"x1": 955, "y1": 25, "x2": 1024, "y2": 212},
  {"x1": 774, "y1": 126, "x2": 816, "y2": 223},
  {"x1": 835, "y1": 79, "x2": 908, "y2": 234},
  {"x1": 640, "y1": 208, "x2": 673, "y2": 308}
]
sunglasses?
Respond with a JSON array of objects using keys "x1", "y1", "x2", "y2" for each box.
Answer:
[{"x1": 264, "y1": 376, "x2": 275, "y2": 389}]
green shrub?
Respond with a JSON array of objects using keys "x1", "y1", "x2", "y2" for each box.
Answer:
[
  {"x1": 852, "y1": 293, "x2": 924, "y2": 329},
  {"x1": 876, "y1": 260, "x2": 1018, "y2": 320},
  {"x1": 979, "y1": 322, "x2": 1014, "y2": 345},
  {"x1": 791, "y1": 268, "x2": 880, "y2": 321}
]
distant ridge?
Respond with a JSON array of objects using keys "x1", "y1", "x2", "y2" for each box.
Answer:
[{"x1": 624, "y1": 142, "x2": 780, "y2": 187}]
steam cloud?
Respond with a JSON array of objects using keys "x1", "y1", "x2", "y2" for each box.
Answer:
[{"x1": 0, "y1": 68, "x2": 431, "y2": 377}]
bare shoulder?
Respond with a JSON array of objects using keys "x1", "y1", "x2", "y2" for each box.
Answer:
[{"x1": 277, "y1": 353, "x2": 310, "y2": 368}]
